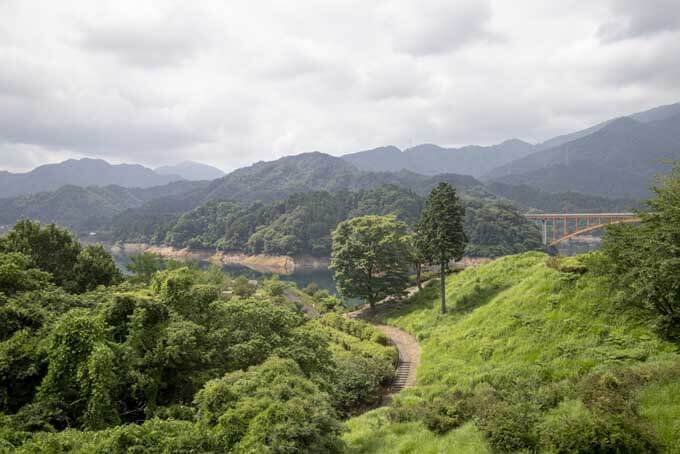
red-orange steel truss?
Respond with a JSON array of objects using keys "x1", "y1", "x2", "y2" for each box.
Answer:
[{"x1": 524, "y1": 213, "x2": 641, "y2": 246}]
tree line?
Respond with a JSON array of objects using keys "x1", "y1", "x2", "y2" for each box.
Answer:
[{"x1": 110, "y1": 184, "x2": 541, "y2": 259}]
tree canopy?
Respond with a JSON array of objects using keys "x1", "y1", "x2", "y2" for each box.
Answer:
[
  {"x1": 330, "y1": 215, "x2": 412, "y2": 310},
  {"x1": 416, "y1": 182, "x2": 467, "y2": 313},
  {"x1": 598, "y1": 163, "x2": 680, "y2": 341},
  {"x1": 0, "y1": 220, "x2": 396, "y2": 452}
]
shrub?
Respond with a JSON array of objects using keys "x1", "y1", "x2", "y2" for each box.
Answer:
[
  {"x1": 423, "y1": 394, "x2": 471, "y2": 434},
  {"x1": 469, "y1": 389, "x2": 538, "y2": 452},
  {"x1": 538, "y1": 399, "x2": 658, "y2": 453}
]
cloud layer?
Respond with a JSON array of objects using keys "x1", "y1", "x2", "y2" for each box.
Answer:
[{"x1": 0, "y1": 0, "x2": 678, "y2": 172}]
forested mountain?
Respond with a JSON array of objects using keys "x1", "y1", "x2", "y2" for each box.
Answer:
[
  {"x1": 0, "y1": 158, "x2": 184, "y2": 198},
  {"x1": 155, "y1": 161, "x2": 225, "y2": 181},
  {"x1": 342, "y1": 139, "x2": 535, "y2": 177},
  {"x1": 0, "y1": 181, "x2": 208, "y2": 231},
  {"x1": 485, "y1": 114, "x2": 680, "y2": 198},
  {"x1": 534, "y1": 101, "x2": 680, "y2": 151},
  {"x1": 110, "y1": 185, "x2": 542, "y2": 258},
  {"x1": 199, "y1": 152, "x2": 485, "y2": 204},
  {"x1": 487, "y1": 182, "x2": 641, "y2": 213}
]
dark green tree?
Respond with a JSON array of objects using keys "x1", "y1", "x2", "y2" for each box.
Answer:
[
  {"x1": 598, "y1": 163, "x2": 680, "y2": 340},
  {"x1": 330, "y1": 215, "x2": 411, "y2": 311},
  {"x1": 416, "y1": 183, "x2": 467, "y2": 314},
  {"x1": 0, "y1": 220, "x2": 81, "y2": 288},
  {"x1": 71, "y1": 245, "x2": 122, "y2": 293}
]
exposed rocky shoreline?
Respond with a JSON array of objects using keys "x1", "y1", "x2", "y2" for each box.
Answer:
[{"x1": 109, "y1": 243, "x2": 330, "y2": 275}]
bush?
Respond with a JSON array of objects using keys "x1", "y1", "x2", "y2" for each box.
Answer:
[
  {"x1": 538, "y1": 399, "x2": 658, "y2": 453},
  {"x1": 468, "y1": 389, "x2": 538, "y2": 452},
  {"x1": 423, "y1": 393, "x2": 471, "y2": 434}
]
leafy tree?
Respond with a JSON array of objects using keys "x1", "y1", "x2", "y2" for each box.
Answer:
[
  {"x1": 330, "y1": 215, "x2": 411, "y2": 311},
  {"x1": 0, "y1": 253, "x2": 51, "y2": 296},
  {"x1": 416, "y1": 183, "x2": 467, "y2": 313},
  {"x1": 598, "y1": 163, "x2": 680, "y2": 340},
  {"x1": 194, "y1": 357, "x2": 344, "y2": 453},
  {"x1": 126, "y1": 252, "x2": 165, "y2": 283},
  {"x1": 71, "y1": 245, "x2": 122, "y2": 293},
  {"x1": 0, "y1": 220, "x2": 81, "y2": 288}
]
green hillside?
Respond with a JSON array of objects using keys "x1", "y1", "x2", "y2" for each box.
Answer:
[
  {"x1": 109, "y1": 186, "x2": 542, "y2": 258},
  {"x1": 345, "y1": 253, "x2": 680, "y2": 453}
]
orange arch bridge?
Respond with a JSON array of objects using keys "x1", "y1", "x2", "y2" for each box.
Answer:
[{"x1": 525, "y1": 213, "x2": 641, "y2": 246}]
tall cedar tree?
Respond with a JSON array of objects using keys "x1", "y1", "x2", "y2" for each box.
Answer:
[
  {"x1": 330, "y1": 215, "x2": 411, "y2": 311},
  {"x1": 416, "y1": 182, "x2": 467, "y2": 313}
]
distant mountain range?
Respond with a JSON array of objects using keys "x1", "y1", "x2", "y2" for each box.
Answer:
[
  {"x1": 342, "y1": 139, "x2": 534, "y2": 178},
  {"x1": 155, "y1": 161, "x2": 225, "y2": 181},
  {"x1": 486, "y1": 113, "x2": 680, "y2": 198},
  {"x1": 0, "y1": 149, "x2": 644, "y2": 234},
  {"x1": 0, "y1": 159, "x2": 184, "y2": 198},
  {"x1": 2, "y1": 101, "x2": 679, "y2": 219},
  {"x1": 0, "y1": 181, "x2": 207, "y2": 231},
  {"x1": 343, "y1": 102, "x2": 680, "y2": 197}
]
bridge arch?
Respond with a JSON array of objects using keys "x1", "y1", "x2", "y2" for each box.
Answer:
[{"x1": 524, "y1": 213, "x2": 641, "y2": 246}]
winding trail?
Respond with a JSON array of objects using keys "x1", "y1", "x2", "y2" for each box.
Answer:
[{"x1": 347, "y1": 287, "x2": 421, "y2": 402}]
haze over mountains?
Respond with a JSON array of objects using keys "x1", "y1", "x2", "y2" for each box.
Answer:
[
  {"x1": 0, "y1": 159, "x2": 184, "y2": 198},
  {"x1": 155, "y1": 161, "x2": 225, "y2": 181},
  {"x1": 342, "y1": 139, "x2": 535, "y2": 178},
  {"x1": 0, "y1": 101, "x2": 678, "y2": 222}
]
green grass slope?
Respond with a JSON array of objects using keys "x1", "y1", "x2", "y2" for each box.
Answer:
[{"x1": 345, "y1": 252, "x2": 680, "y2": 453}]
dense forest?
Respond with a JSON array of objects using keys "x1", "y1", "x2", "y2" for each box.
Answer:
[
  {"x1": 109, "y1": 185, "x2": 542, "y2": 258},
  {"x1": 0, "y1": 221, "x2": 395, "y2": 452}
]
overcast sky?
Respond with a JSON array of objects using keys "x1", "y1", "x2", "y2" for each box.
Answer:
[{"x1": 0, "y1": 0, "x2": 679, "y2": 172}]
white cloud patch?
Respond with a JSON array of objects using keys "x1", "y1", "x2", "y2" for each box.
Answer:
[{"x1": 0, "y1": 0, "x2": 678, "y2": 172}]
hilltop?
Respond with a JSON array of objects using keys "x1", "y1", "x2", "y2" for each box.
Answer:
[{"x1": 0, "y1": 158, "x2": 184, "y2": 198}]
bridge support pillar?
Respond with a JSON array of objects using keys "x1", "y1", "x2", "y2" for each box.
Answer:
[{"x1": 541, "y1": 220, "x2": 548, "y2": 245}]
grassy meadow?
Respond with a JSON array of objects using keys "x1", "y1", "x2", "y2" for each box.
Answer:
[{"x1": 344, "y1": 252, "x2": 680, "y2": 453}]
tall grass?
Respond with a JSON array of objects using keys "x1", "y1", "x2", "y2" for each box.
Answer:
[{"x1": 344, "y1": 252, "x2": 680, "y2": 453}]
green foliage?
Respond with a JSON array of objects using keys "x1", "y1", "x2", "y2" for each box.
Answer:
[
  {"x1": 71, "y1": 245, "x2": 122, "y2": 293},
  {"x1": 37, "y1": 310, "x2": 117, "y2": 429},
  {"x1": 417, "y1": 182, "x2": 467, "y2": 267},
  {"x1": 0, "y1": 222, "x2": 398, "y2": 452},
  {"x1": 0, "y1": 253, "x2": 51, "y2": 296},
  {"x1": 126, "y1": 252, "x2": 165, "y2": 283},
  {"x1": 463, "y1": 196, "x2": 542, "y2": 258},
  {"x1": 598, "y1": 163, "x2": 680, "y2": 341},
  {"x1": 345, "y1": 253, "x2": 680, "y2": 453},
  {"x1": 118, "y1": 184, "x2": 540, "y2": 259},
  {"x1": 232, "y1": 275, "x2": 256, "y2": 298},
  {"x1": 331, "y1": 215, "x2": 411, "y2": 309},
  {"x1": 416, "y1": 182, "x2": 467, "y2": 313},
  {"x1": 0, "y1": 220, "x2": 81, "y2": 288},
  {"x1": 194, "y1": 357, "x2": 344, "y2": 453}
]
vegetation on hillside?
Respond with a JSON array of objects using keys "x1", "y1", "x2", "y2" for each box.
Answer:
[
  {"x1": 112, "y1": 185, "x2": 542, "y2": 259},
  {"x1": 345, "y1": 253, "x2": 680, "y2": 452},
  {"x1": 0, "y1": 221, "x2": 395, "y2": 452},
  {"x1": 487, "y1": 181, "x2": 641, "y2": 213},
  {"x1": 598, "y1": 163, "x2": 680, "y2": 342}
]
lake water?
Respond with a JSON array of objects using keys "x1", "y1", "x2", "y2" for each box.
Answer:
[{"x1": 111, "y1": 251, "x2": 342, "y2": 295}]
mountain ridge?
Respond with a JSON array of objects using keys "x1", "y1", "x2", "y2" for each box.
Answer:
[{"x1": 0, "y1": 158, "x2": 184, "y2": 198}]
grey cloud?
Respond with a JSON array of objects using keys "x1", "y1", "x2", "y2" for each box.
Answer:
[
  {"x1": 79, "y1": 12, "x2": 213, "y2": 68},
  {"x1": 383, "y1": 0, "x2": 500, "y2": 56},
  {"x1": 0, "y1": 0, "x2": 678, "y2": 173},
  {"x1": 599, "y1": 0, "x2": 680, "y2": 42}
]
